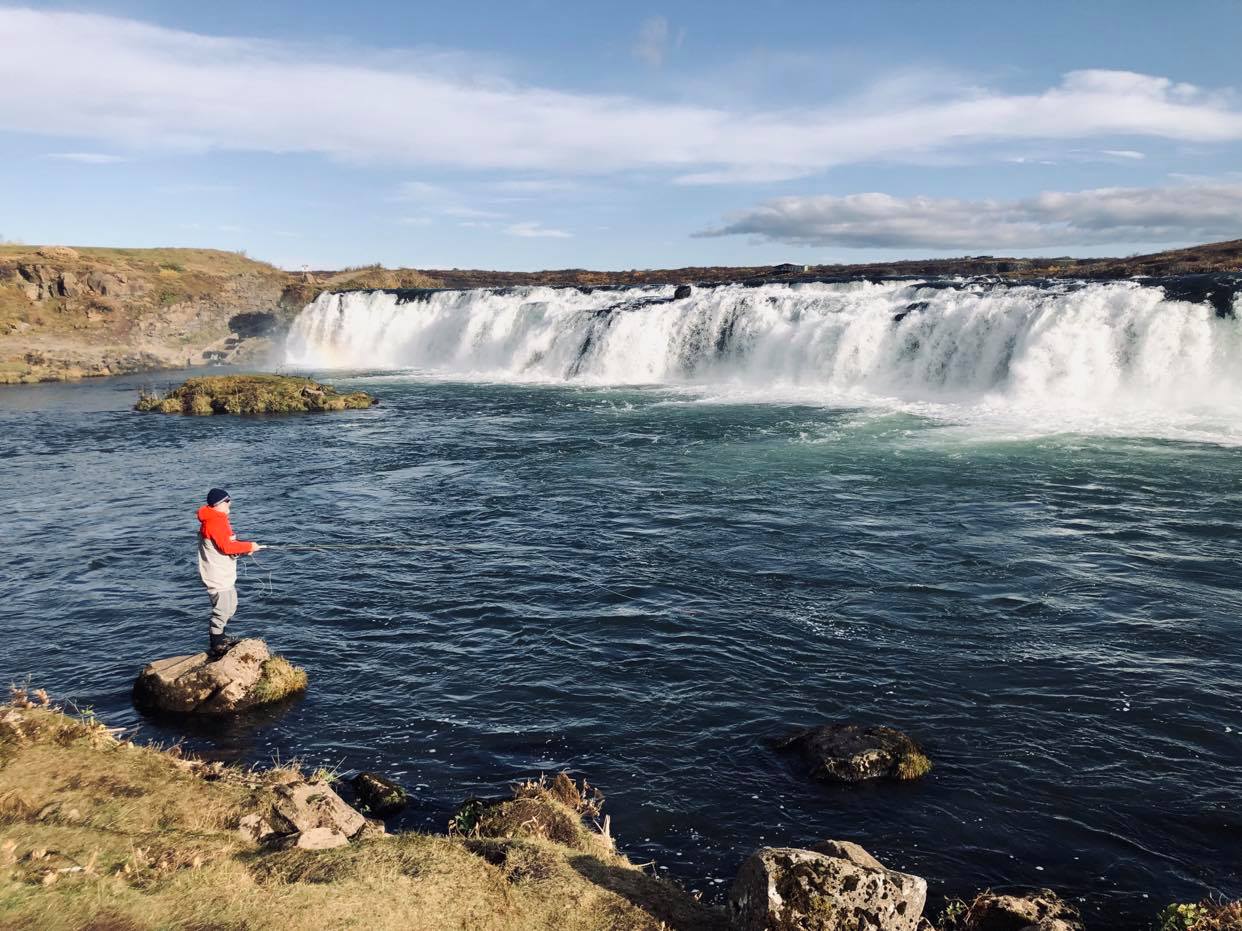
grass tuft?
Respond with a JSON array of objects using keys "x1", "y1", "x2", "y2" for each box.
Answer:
[
  {"x1": 1158, "y1": 900, "x2": 1242, "y2": 931},
  {"x1": 895, "y1": 749, "x2": 933, "y2": 781},
  {"x1": 249, "y1": 657, "x2": 308, "y2": 705}
]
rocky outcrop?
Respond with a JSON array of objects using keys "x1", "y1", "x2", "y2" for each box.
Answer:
[
  {"x1": 951, "y1": 889, "x2": 1085, "y2": 931},
  {"x1": 132, "y1": 639, "x2": 307, "y2": 715},
  {"x1": 728, "y1": 840, "x2": 927, "y2": 931},
  {"x1": 134, "y1": 374, "x2": 376, "y2": 415},
  {"x1": 773, "y1": 724, "x2": 932, "y2": 783},
  {"x1": 230, "y1": 774, "x2": 383, "y2": 851},
  {"x1": 351, "y1": 772, "x2": 408, "y2": 817}
]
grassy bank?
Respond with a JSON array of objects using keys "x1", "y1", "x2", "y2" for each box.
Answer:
[{"x1": 0, "y1": 697, "x2": 719, "y2": 931}]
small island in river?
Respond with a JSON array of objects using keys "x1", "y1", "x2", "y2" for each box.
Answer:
[{"x1": 134, "y1": 374, "x2": 376, "y2": 415}]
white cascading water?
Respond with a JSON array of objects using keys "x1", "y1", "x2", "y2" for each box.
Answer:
[{"x1": 285, "y1": 280, "x2": 1242, "y2": 441}]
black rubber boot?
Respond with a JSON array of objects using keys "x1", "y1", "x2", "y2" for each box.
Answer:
[{"x1": 208, "y1": 634, "x2": 240, "y2": 660}]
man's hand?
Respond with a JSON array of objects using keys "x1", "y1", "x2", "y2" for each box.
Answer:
[{"x1": 250, "y1": 543, "x2": 264, "y2": 553}]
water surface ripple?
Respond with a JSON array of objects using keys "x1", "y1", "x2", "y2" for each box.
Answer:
[{"x1": 1, "y1": 372, "x2": 1239, "y2": 928}]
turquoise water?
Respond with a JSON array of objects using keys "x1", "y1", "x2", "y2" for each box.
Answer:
[{"x1": 1, "y1": 370, "x2": 1240, "y2": 927}]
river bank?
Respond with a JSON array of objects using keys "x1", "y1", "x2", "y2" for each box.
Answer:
[{"x1": 2, "y1": 695, "x2": 1236, "y2": 930}]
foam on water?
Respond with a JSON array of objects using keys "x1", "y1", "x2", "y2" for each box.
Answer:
[{"x1": 285, "y1": 280, "x2": 1242, "y2": 443}]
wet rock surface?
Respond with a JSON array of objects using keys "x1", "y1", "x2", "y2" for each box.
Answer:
[
  {"x1": 728, "y1": 841, "x2": 927, "y2": 931},
  {"x1": 350, "y1": 771, "x2": 408, "y2": 817},
  {"x1": 774, "y1": 723, "x2": 933, "y2": 783}
]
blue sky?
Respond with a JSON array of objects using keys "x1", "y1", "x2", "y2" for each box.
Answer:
[{"x1": 2, "y1": 1, "x2": 1241, "y2": 269}]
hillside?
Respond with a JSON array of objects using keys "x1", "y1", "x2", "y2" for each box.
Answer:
[{"x1": 2, "y1": 240, "x2": 1239, "y2": 384}]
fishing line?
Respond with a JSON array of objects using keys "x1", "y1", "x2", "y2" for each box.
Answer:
[{"x1": 258, "y1": 541, "x2": 642, "y2": 605}]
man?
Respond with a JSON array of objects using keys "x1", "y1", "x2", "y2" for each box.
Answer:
[{"x1": 197, "y1": 488, "x2": 263, "y2": 658}]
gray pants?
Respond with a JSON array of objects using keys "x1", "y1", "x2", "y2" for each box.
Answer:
[{"x1": 208, "y1": 587, "x2": 238, "y2": 637}]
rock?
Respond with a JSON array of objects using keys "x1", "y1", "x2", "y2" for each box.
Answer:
[
  {"x1": 237, "y1": 814, "x2": 276, "y2": 845},
  {"x1": 270, "y1": 780, "x2": 366, "y2": 839},
  {"x1": 674, "y1": 284, "x2": 693, "y2": 299},
  {"x1": 957, "y1": 889, "x2": 1084, "y2": 931},
  {"x1": 290, "y1": 827, "x2": 349, "y2": 850},
  {"x1": 729, "y1": 842, "x2": 927, "y2": 931},
  {"x1": 774, "y1": 724, "x2": 932, "y2": 783},
  {"x1": 351, "y1": 772, "x2": 408, "y2": 817},
  {"x1": 132, "y1": 639, "x2": 307, "y2": 715},
  {"x1": 357, "y1": 817, "x2": 390, "y2": 841}
]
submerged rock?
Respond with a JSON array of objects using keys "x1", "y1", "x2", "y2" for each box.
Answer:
[
  {"x1": 952, "y1": 889, "x2": 1085, "y2": 931},
  {"x1": 132, "y1": 639, "x2": 307, "y2": 715},
  {"x1": 351, "y1": 771, "x2": 408, "y2": 817},
  {"x1": 774, "y1": 723, "x2": 933, "y2": 783},
  {"x1": 728, "y1": 840, "x2": 927, "y2": 931}
]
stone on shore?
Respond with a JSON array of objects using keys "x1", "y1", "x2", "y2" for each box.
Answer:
[
  {"x1": 271, "y1": 779, "x2": 367, "y2": 839},
  {"x1": 774, "y1": 723, "x2": 933, "y2": 783},
  {"x1": 953, "y1": 889, "x2": 1085, "y2": 931},
  {"x1": 351, "y1": 771, "x2": 409, "y2": 817},
  {"x1": 728, "y1": 841, "x2": 927, "y2": 931},
  {"x1": 132, "y1": 639, "x2": 307, "y2": 715}
]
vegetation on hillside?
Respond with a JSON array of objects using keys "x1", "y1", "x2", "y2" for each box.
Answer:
[
  {"x1": 134, "y1": 374, "x2": 376, "y2": 415},
  {"x1": 0, "y1": 695, "x2": 720, "y2": 931}
]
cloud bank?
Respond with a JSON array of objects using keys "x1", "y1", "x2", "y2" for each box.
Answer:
[
  {"x1": 697, "y1": 182, "x2": 1242, "y2": 249},
  {"x1": 2, "y1": 9, "x2": 1242, "y2": 182}
]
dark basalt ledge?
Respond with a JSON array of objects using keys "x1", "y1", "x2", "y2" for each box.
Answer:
[
  {"x1": 773, "y1": 723, "x2": 933, "y2": 783},
  {"x1": 134, "y1": 373, "x2": 376, "y2": 415}
]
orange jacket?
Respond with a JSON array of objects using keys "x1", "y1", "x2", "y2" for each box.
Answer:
[{"x1": 196, "y1": 506, "x2": 255, "y2": 556}]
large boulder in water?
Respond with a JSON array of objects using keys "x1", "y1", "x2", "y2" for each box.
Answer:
[
  {"x1": 950, "y1": 889, "x2": 1084, "y2": 931},
  {"x1": 728, "y1": 840, "x2": 927, "y2": 931},
  {"x1": 132, "y1": 639, "x2": 307, "y2": 715},
  {"x1": 774, "y1": 723, "x2": 932, "y2": 783}
]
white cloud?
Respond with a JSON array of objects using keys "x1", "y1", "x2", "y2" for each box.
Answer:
[
  {"x1": 697, "y1": 181, "x2": 1242, "y2": 249},
  {"x1": 2, "y1": 10, "x2": 1242, "y2": 182},
  {"x1": 1101, "y1": 149, "x2": 1146, "y2": 160},
  {"x1": 395, "y1": 181, "x2": 452, "y2": 200},
  {"x1": 633, "y1": 16, "x2": 671, "y2": 67},
  {"x1": 506, "y1": 221, "x2": 571, "y2": 239},
  {"x1": 441, "y1": 205, "x2": 506, "y2": 219},
  {"x1": 46, "y1": 152, "x2": 125, "y2": 164}
]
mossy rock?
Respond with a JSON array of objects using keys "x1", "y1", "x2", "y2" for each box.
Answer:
[
  {"x1": 450, "y1": 773, "x2": 613, "y2": 857},
  {"x1": 773, "y1": 723, "x2": 933, "y2": 783},
  {"x1": 134, "y1": 374, "x2": 376, "y2": 416}
]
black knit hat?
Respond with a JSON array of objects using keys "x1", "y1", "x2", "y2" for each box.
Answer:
[{"x1": 206, "y1": 488, "x2": 230, "y2": 506}]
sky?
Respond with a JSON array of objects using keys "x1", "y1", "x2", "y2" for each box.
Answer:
[{"x1": 2, "y1": 0, "x2": 1241, "y2": 270}]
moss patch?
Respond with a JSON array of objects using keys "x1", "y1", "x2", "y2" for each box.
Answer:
[
  {"x1": 135, "y1": 374, "x2": 376, "y2": 415},
  {"x1": 1157, "y1": 901, "x2": 1242, "y2": 931}
]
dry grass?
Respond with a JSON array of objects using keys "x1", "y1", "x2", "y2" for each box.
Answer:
[
  {"x1": 896, "y1": 748, "x2": 933, "y2": 781},
  {"x1": 0, "y1": 701, "x2": 720, "y2": 931},
  {"x1": 250, "y1": 658, "x2": 308, "y2": 705}
]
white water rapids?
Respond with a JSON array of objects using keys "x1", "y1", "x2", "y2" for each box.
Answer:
[{"x1": 284, "y1": 280, "x2": 1242, "y2": 443}]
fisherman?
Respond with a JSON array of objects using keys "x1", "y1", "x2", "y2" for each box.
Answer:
[{"x1": 197, "y1": 488, "x2": 263, "y2": 658}]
